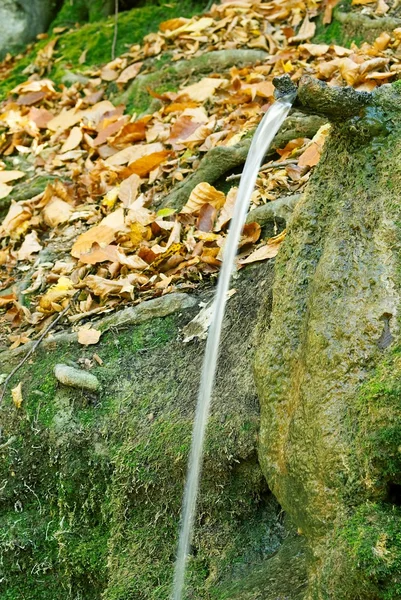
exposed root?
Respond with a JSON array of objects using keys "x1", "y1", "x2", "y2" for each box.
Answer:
[
  {"x1": 296, "y1": 75, "x2": 372, "y2": 121},
  {"x1": 161, "y1": 112, "x2": 326, "y2": 210}
]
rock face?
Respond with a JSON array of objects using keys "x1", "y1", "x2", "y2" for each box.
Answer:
[
  {"x1": 0, "y1": 0, "x2": 59, "y2": 58},
  {"x1": 255, "y1": 83, "x2": 401, "y2": 599}
]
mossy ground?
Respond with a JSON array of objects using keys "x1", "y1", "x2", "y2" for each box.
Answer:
[
  {"x1": 0, "y1": 264, "x2": 297, "y2": 599},
  {"x1": 0, "y1": 1, "x2": 205, "y2": 101}
]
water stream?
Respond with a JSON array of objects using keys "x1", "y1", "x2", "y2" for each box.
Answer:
[{"x1": 172, "y1": 94, "x2": 295, "y2": 600}]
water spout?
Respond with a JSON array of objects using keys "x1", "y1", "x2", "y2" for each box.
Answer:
[{"x1": 171, "y1": 94, "x2": 295, "y2": 600}]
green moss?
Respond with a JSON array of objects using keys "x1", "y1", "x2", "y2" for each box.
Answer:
[
  {"x1": 315, "y1": 503, "x2": 401, "y2": 600},
  {"x1": 0, "y1": 2, "x2": 205, "y2": 100},
  {"x1": 0, "y1": 277, "x2": 283, "y2": 600}
]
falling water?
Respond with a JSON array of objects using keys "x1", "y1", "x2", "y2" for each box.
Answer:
[{"x1": 172, "y1": 94, "x2": 295, "y2": 600}]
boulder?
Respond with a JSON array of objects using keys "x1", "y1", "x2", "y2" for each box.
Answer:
[{"x1": 0, "y1": 0, "x2": 59, "y2": 58}]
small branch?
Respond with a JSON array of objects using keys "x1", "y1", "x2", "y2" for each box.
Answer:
[
  {"x1": 0, "y1": 303, "x2": 71, "y2": 407},
  {"x1": 226, "y1": 159, "x2": 297, "y2": 181},
  {"x1": 111, "y1": 0, "x2": 119, "y2": 60}
]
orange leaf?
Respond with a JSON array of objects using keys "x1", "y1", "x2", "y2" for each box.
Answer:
[{"x1": 121, "y1": 150, "x2": 171, "y2": 178}]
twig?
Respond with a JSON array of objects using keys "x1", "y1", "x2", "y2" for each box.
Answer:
[
  {"x1": 111, "y1": 0, "x2": 119, "y2": 60},
  {"x1": 226, "y1": 159, "x2": 297, "y2": 181},
  {"x1": 0, "y1": 303, "x2": 71, "y2": 407}
]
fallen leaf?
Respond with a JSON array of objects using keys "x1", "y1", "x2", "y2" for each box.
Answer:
[
  {"x1": 116, "y1": 62, "x2": 143, "y2": 84},
  {"x1": 121, "y1": 150, "x2": 171, "y2": 178},
  {"x1": 178, "y1": 77, "x2": 225, "y2": 102},
  {"x1": 0, "y1": 182, "x2": 12, "y2": 199},
  {"x1": 60, "y1": 127, "x2": 83, "y2": 153},
  {"x1": 0, "y1": 170, "x2": 25, "y2": 184},
  {"x1": 105, "y1": 141, "x2": 164, "y2": 166},
  {"x1": 17, "y1": 231, "x2": 42, "y2": 261},
  {"x1": 39, "y1": 276, "x2": 75, "y2": 313},
  {"x1": 11, "y1": 382, "x2": 23, "y2": 409},
  {"x1": 290, "y1": 16, "x2": 316, "y2": 42},
  {"x1": 118, "y1": 173, "x2": 142, "y2": 207},
  {"x1": 78, "y1": 327, "x2": 102, "y2": 346},
  {"x1": 214, "y1": 187, "x2": 237, "y2": 231},
  {"x1": 182, "y1": 182, "x2": 225, "y2": 214},
  {"x1": 71, "y1": 209, "x2": 126, "y2": 258},
  {"x1": 42, "y1": 197, "x2": 73, "y2": 227}
]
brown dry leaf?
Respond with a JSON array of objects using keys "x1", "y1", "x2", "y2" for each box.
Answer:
[
  {"x1": 121, "y1": 150, "x2": 171, "y2": 178},
  {"x1": 118, "y1": 173, "x2": 142, "y2": 207},
  {"x1": 214, "y1": 187, "x2": 237, "y2": 231},
  {"x1": 0, "y1": 170, "x2": 25, "y2": 184},
  {"x1": 299, "y1": 43, "x2": 330, "y2": 56},
  {"x1": 182, "y1": 182, "x2": 225, "y2": 214},
  {"x1": 71, "y1": 208, "x2": 126, "y2": 258},
  {"x1": 17, "y1": 231, "x2": 42, "y2": 261},
  {"x1": 0, "y1": 293, "x2": 17, "y2": 307},
  {"x1": 375, "y1": 0, "x2": 390, "y2": 14},
  {"x1": 116, "y1": 62, "x2": 143, "y2": 84},
  {"x1": 79, "y1": 243, "x2": 121, "y2": 264},
  {"x1": 239, "y1": 242, "x2": 281, "y2": 264},
  {"x1": 28, "y1": 106, "x2": 54, "y2": 128},
  {"x1": 159, "y1": 17, "x2": 189, "y2": 32},
  {"x1": 78, "y1": 327, "x2": 102, "y2": 346},
  {"x1": 197, "y1": 203, "x2": 216, "y2": 232},
  {"x1": 109, "y1": 118, "x2": 150, "y2": 147},
  {"x1": 101, "y1": 67, "x2": 118, "y2": 81},
  {"x1": 298, "y1": 124, "x2": 331, "y2": 167},
  {"x1": 298, "y1": 142, "x2": 321, "y2": 167},
  {"x1": 11, "y1": 382, "x2": 23, "y2": 409},
  {"x1": 178, "y1": 78, "x2": 225, "y2": 102},
  {"x1": 42, "y1": 197, "x2": 73, "y2": 227},
  {"x1": 240, "y1": 222, "x2": 261, "y2": 246},
  {"x1": 1, "y1": 201, "x2": 31, "y2": 236},
  {"x1": 163, "y1": 16, "x2": 214, "y2": 38},
  {"x1": 290, "y1": 16, "x2": 316, "y2": 42},
  {"x1": 338, "y1": 58, "x2": 360, "y2": 85},
  {"x1": 60, "y1": 127, "x2": 83, "y2": 153},
  {"x1": 370, "y1": 32, "x2": 391, "y2": 53},
  {"x1": 84, "y1": 274, "x2": 145, "y2": 298}
]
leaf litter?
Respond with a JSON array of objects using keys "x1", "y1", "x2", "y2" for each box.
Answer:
[{"x1": 0, "y1": 0, "x2": 400, "y2": 348}]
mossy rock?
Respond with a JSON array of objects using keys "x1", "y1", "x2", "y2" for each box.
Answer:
[{"x1": 0, "y1": 263, "x2": 306, "y2": 599}]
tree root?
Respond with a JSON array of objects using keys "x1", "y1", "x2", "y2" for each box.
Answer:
[
  {"x1": 161, "y1": 112, "x2": 326, "y2": 210},
  {"x1": 295, "y1": 75, "x2": 372, "y2": 121},
  {"x1": 116, "y1": 49, "x2": 268, "y2": 111},
  {"x1": 246, "y1": 194, "x2": 301, "y2": 226},
  {"x1": 335, "y1": 9, "x2": 401, "y2": 43}
]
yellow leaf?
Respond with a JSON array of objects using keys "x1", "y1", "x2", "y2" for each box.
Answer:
[
  {"x1": 39, "y1": 276, "x2": 75, "y2": 313},
  {"x1": 182, "y1": 182, "x2": 225, "y2": 214},
  {"x1": 11, "y1": 382, "x2": 23, "y2": 409}
]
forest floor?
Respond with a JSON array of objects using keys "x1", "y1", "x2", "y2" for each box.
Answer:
[{"x1": 0, "y1": 0, "x2": 400, "y2": 381}]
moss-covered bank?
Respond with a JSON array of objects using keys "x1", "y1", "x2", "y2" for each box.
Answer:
[
  {"x1": 255, "y1": 83, "x2": 401, "y2": 598},
  {"x1": 0, "y1": 264, "x2": 307, "y2": 599}
]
